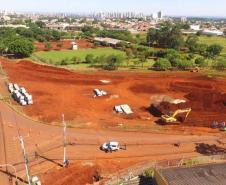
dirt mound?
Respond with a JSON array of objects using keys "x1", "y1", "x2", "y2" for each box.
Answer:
[{"x1": 42, "y1": 163, "x2": 101, "y2": 185}]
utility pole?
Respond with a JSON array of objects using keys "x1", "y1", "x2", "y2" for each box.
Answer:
[
  {"x1": 0, "y1": 112, "x2": 8, "y2": 173},
  {"x1": 62, "y1": 114, "x2": 68, "y2": 167},
  {"x1": 19, "y1": 136, "x2": 31, "y2": 185}
]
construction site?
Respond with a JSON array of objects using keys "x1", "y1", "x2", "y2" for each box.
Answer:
[{"x1": 0, "y1": 58, "x2": 225, "y2": 185}]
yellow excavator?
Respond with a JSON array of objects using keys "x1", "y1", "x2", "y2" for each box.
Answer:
[{"x1": 161, "y1": 108, "x2": 192, "y2": 123}]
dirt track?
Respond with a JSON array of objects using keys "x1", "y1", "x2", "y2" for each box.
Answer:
[
  {"x1": 2, "y1": 59, "x2": 226, "y2": 128},
  {"x1": 0, "y1": 59, "x2": 226, "y2": 185}
]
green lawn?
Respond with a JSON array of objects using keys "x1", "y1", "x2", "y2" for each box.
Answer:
[{"x1": 34, "y1": 48, "x2": 126, "y2": 63}]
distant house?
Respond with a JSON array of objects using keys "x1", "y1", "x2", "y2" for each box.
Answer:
[
  {"x1": 71, "y1": 42, "x2": 78, "y2": 50},
  {"x1": 93, "y1": 37, "x2": 130, "y2": 47}
]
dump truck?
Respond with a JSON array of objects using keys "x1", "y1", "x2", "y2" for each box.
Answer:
[{"x1": 161, "y1": 108, "x2": 192, "y2": 123}]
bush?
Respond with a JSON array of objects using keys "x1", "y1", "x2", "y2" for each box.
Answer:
[
  {"x1": 205, "y1": 44, "x2": 223, "y2": 58},
  {"x1": 165, "y1": 49, "x2": 181, "y2": 67},
  {"x1": 72, "y1": 56, "x2": 81, "y2": 64},
  {"x1": 103, "y1": 55, "x2": 124, "y2": 70},
  {"x1": 177, "y1": 59, "x2": 194, "y2": 70},
  {"x1": 143, "y1": 168, "x2": 154, "y2": 177},
  {"x1": 85, "y1": 54, "x2": 94, "y2": 64},
  {"x1": 195, "y1": 57, "x2": 208, "y2": 67},
  {"x1": 153, "y1": 58, "x2": 171, "y2": 71}
]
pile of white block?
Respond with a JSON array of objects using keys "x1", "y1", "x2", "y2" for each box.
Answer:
[{"x1": 8, "y1": 83, "x2": 33, "y2": 106}]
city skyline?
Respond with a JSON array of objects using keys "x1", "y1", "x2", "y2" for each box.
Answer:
[{"x1": 1, "y1": 0, "x2": 226, "y2": 17}]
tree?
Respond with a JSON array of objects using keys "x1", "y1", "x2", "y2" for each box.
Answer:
[
  {"x1": 153, "y1": 58, "x2": 171, "y2": 71},
  {"x1": 103, "y1": 55, "x2": 124, "y2": 70},
  {"x1": 147, "y1": 28, "x2": 157, "y2": 46},
  {"x1": 52, "y1": 30, "x2": 61, "y2": 41},
  {"x1": 186, "y1": 35, "x2": 199, "y2": 52},
  {"x1": 192, "y1": 43, "x2": 208, "y2": 56},
  {"x1": 125, "y1": 48, "x2": 133, "y2": 67},
  {"x1": 0, "y1": 41, "x2": 6, "y2": 55},
  {"x1": 147, "y1": 23, "x2": 184, "y2": 50},
  {"x1": 8, "y1": 38, "x2": 34, "y2": 58},
  {"x1": 205, "y1": 44, "x2": 223, "y2": 58},
  {"x1": 137, "y1": 54, "x2": 147, "y2": 68},
  {"x1": 35, "y1": 21, "x2": 46, "y2": 28}
]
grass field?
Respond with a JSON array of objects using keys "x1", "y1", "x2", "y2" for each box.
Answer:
[
  {"x1": 32, "y1": 48, "x2": 155, "y2": 71},
  {"x1": 199, "y1": 35, "x2": 226, "y2": 53},
  {"x1": 34, "y1": 48, "x2": 126, "y2": 62}
]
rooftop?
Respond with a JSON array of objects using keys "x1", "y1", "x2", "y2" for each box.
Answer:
[{"x1": 159, "y1": 162, "x2": 226, "y2": 185}]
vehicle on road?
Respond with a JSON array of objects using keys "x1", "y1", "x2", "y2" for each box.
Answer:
[{"x1": 100, "y1": 141, "x2": 120, "y2": 152}]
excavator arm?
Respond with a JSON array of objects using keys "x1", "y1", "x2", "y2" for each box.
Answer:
[{"x1": 161, "y1": 108, "x2": 192, "y2": 123}]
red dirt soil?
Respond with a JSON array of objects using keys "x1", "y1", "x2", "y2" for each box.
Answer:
[
  {"x1": 2, "y1": 59, "x2": 226, "y2": 128},
  {"x1": 34, "y1": 39, "x2": 97, "y2": 51}
]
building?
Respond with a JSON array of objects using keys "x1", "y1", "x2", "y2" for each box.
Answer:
[
  {"x1": 190, "y1": 25, "x2": 201, "y2": 31},
  {"x1": 93, "y1": 37, "x2": 130, "y2": 47},
  {"x1": 181, "y1": 17, "x2": 187, "y2": 23},
  {"x1": 71, "y1": 42, "x2": 78, "y2": 50},
  {"x1": 158, "y1": 11, "x2": 162, "y2": 19},
  {"x1": 154, "y1": 162, "x2": 226, "y2": 185},
  {"x1": 202, "y1": 29, "x2": 224, "y2": 36}
]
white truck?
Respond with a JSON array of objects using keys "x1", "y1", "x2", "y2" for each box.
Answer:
[
  {"x1": 31, "y1": 176, "x2": 41, "y2": 185},
  {"x1": 93, "y1": 89, "x2": 107, "y2": 97},
  {"x1": 100, "y1": 141, "x2": 120, "y2": 153}
]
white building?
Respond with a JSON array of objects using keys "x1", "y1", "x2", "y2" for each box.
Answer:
[
  {"x1": 71, "y1": 42, "x2": 78, "y2": 50},
  {"x1": 202, "y1": 29, "x2": 224, "y2": 36},
  {"x1": 190, "y1": 25, "x2": 201, "y2": 31}
]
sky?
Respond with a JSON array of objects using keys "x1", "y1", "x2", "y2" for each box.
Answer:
[{"x1": 0, "y1": 0, "x2": 225, "y2": 17}]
